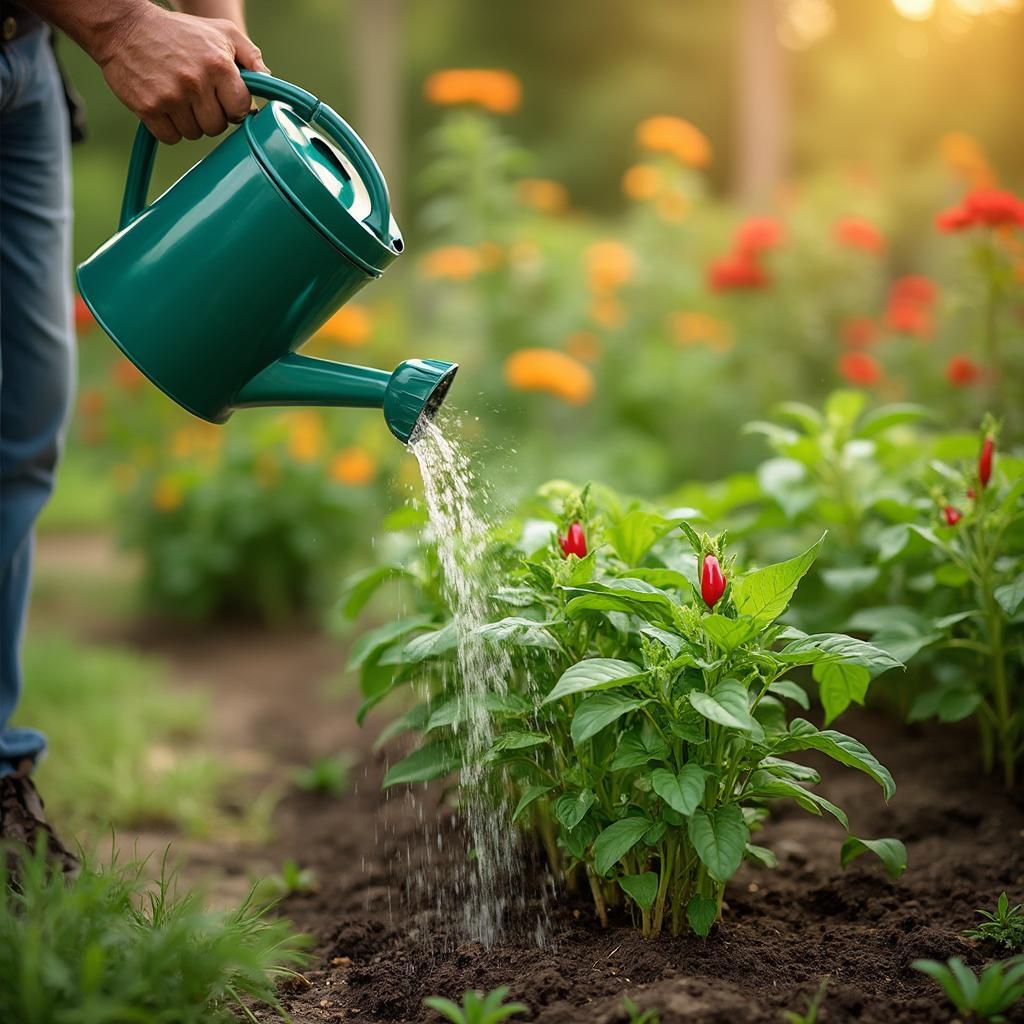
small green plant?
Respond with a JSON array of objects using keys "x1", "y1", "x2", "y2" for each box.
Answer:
[
  {"x1": 253, "y1": 859, "x2": 318, "y2": 905},
  {"x1": 291, "y1": 754, "x2": 350, "y2": 797},
  {"x1": 623, "y1": 995, "x2": 660, "y2": 1024},
  {"x1": 913, "y1": 956, "x2": 1024, "y2": 1022},
  {"x1": 967, "y1": 893, "x2": 1024, "y2": 953},
  {"x1": 424, "y1": 985, "x2": 528, "y2": 1024},
  {"x1": 0, "y1": 844, "x2": 309, "y2": 1024},
  {"x1": 781, "y1": 979, "x2": 828, "y2": 1023}
]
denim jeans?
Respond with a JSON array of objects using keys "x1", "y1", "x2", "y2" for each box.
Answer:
[{"x1": 0, "y1": 26, "x2": 75, "y2": 775}]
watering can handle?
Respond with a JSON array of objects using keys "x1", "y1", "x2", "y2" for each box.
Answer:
[{"x1": 118, "y1": 71, "x2": 393, "y2": 238}]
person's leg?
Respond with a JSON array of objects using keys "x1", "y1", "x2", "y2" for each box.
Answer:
[{"x1": 0, "y1": 27, "x2": 75, "y2": 776}]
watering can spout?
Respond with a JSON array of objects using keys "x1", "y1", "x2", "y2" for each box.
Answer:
[{"x1": 234, "y1": 354, "x2": 458, "y2": 444}]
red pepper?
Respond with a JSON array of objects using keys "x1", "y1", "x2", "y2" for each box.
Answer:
[
  {"x1": 979, "y1": 435, "x2": 995, "y2": 488},
  {"x1": 701, "y1": 554, "x2": 726, "y2": 609},
  {"x1": 943, "y1": 506, "x2": 962, "y2": 526},
  {"x1": 559, "y1": 522, "x2": 587, "y2": 559}
]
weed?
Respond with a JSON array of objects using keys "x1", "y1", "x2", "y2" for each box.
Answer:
[
  {"x1": 967, "y1": 893, "x2": 1024, "y2": 953},
  {"x1": 291, "y1": 754, "x2": 350, "y2": 797},
  {"x1": 424, "y1": 986, "x2": 529, "y2": 1024},
  {"x1": 913, "y1": 956, "x2": 1024, "y2": 1021},
  {"x1": 782, "y1": 978, "x2": 828, "y2": 1023},
  {"x1": 253, "y1": 859, "x2": 318, "y2": 904}
]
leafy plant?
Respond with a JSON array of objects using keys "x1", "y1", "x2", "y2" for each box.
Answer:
[
  {"x1": 781, "y1": 979, "x2": 828, "y2": 1024},
  {"x1": 913, "y1": 956, "x2": 1024, "y2": 1022},
  {"x1": 0, "y1": 843, "x2": 309, "y2": 1024},
  {"x1": 967, "y1": 893, "x2": 1024, "y2": 953},
  {"x1": 292, "y1": 755, "x2": 350, "y2": 797},
  {"x1": 424, "y1": 986, "x2": 528, "y2": 1024},
  {"x1": 253, "y1": 859, "x2": 318, "y2": 905},
  {"x1": 623, "y1": 995, "x2": 660, "y2": 1024},
  {"x1": 350, "y1": 483, "x2": 906, "y2": 937}
]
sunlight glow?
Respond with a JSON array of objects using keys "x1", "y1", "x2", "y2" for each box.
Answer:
[{"x1": 892, "y1": 0, "x2": 936, "y2": 18}]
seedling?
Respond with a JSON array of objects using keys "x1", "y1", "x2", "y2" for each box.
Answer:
[
  {"x1": 966, "y1": 893, "x2": 1024, "y2": 953},
  {"x1": 253, "y1": 859, "x2": 317, "y2": 904},
  {"x1": 623, "y1": 995, "x2": 660, "y2": 1024},
  {"x1": 424, "y1": 986, "x2": 528, "y2": 1024},
  {"x1": 913, "y1": 956, "x2": 1024, "y2": 1021},
  {"x1": 782, "y1": 979, "x2": 828, "y2": 1023},
  {"x1": 291, "y1": 754, "x2": 350, "y2": 797}
]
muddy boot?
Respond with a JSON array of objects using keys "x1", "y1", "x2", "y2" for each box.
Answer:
[{"x1": 1, "y1": 761, "x2": 80, "y2": 883}]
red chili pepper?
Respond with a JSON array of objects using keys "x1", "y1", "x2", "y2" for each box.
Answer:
[
  {"x1": 701, "y1": 554, "x2": 726, "y2": 609},
  {"x1": 943, "y1": 506, "x2": 962, "y2": 526},
  {"x1": 559, "y1": 522, "x2": 587, "y2": 559},
  {"x1": 979, "y1": 435, "x2": 995, "y2": 488}
]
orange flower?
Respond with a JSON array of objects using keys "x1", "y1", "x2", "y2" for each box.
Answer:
[
  {"x1": 654, "y1": 190, "x2": 690, "y2": 223},
  {"x1": 170, "y1": 425, "x2": 222, "y2": 461},
  {"x1": 890, "y1": 275, "x2": 938, "y2": 308},
  {"x1": 667, "y1": 312, "x2": 734, "y2": 351},
  {"x1": 329, "y1": 446, "x2": 377, "y2": 486},
  {"x1": 504, "y1": 348, "x2": 595, "y2": 405},
  {"x1": 885, "y1": 302, "x2": 933, "y2": 339},
  {"x1": 112, "y1": 359, "x2": 144, "y2": 393},
  {"x1": 152, "y1": 476, "x2": 184, "y2": 513},
  {"x1": 734, "y1": 217, "x2": 785, "y2": 255},
  {"x1": 585, "y1": 240, "x2": 635, "y2": 294},
  {"x1": 79, "y1": 389, "x2": 105, "y2": 417},
  {"x1": 946, "y1": 354, "x2": 982, "y2": 388},
  {"x1": 285, "y1": 411, "x2": 325, "y2": 463},
  {"x1": 834, "y1": 216, "x2": 886, "y2": 254},
  {"x1": 636, "y1": 116, "x2": 711, "y2": 168},
  {"x1": 622, "y1": 163, "x2": 663, "y2": 202},
  {"x1": 936, "y1": 188, "x2": 1024, "y2": 232},
  {"x1": 939, "y1": 132, "x2": 997, "y2": 189},
  {"x1": 318, "y1": 304, "x2": 372, "y2": 347},
  {"x1": 840, "y1": 317, "x2": 878, "y2": 348},
  {"x1": 588, "y1": 295, "x2": 626, "y2": 329},
  {"x1": 518, "y1": 178, "x2": 569, "y2": 214},
  {"x1": 419, "y1": 246, "x2": 481, "y2": 281},
  {"x1": 74, "y1": 294, "x2": 95, "y2": 332},
  {"x1": 707, "y1": 252, "x2": 769, "y2": 291},
  {"x1": 564, "y1": 330, "x2": 601, "y2": 363},
  {"x1": 423, "y1": 69, "x2": 521, "y2": 114},
  {"x1": 838, "y1": 352, "x2": 882, "y2": 387}
]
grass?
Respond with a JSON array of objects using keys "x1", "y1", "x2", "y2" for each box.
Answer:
[
  {"x1": 0, "y1": 843, "x2": 310, "y2": 1024},
  {"x1": 37, "y1": 452, "x2": 116, "y2": 533},
  {"x1": 14, "y1": 633, "x2": 228, "y2": 839}
]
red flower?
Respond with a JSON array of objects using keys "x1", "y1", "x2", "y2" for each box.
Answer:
[
  {"x1": 946, "y1": 354, "x2": 982, "y2": 388},
  {"x1": 707, "y1": 252, "x2": 770, "y2": 291},
  {"x1": 979, "y1": 435, "x2": 995, "y2": 488},
  {"x1": 890, "y1": 275, "x2": 938, "y2": 308},
  {"x1": 885, "y1": 302, "x2": 933, "y2": 339},
  {"x1": 838, "y1": 352, "x2": 882, "y2": 387},
  {"x1": 943, "y1": 506, "x2": 962, "y2": 527},
  {"x1": 559, "y1": 522, "x2": 587, "y2": 558},
  {"x1": 936, "y1": 206, "x2": 973, "y2": 233},
  {"x1": 734, "y1": 216, "x2": 785, "y2": 256},
  {"x1": 834, "y1": 216, "x2": 886, "y2": 254},
  {"x1": 936, "y1": 188, "x2": 1024, "y2": 232},
  {"x1": 74, "y1": 295, "x2": 95, "y2": 332},
  {"x1": 841, "y1": 316, "x2": 878, "y2": 348},
  {"x1": 700, "y1": 554, "x2": 726, "y2": 609}
]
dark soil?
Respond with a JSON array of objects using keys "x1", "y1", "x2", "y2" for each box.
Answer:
[{"x1": 262, "y1": 710, "x2": 1024, "y2": 1024}]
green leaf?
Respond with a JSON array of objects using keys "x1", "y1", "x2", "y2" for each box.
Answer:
[
  {"x1": 995, "y1": 577, "x2": 1024, "y2": 617},
  {"x1": 609, "y1": 728, "x2": 669, "y2": 771},
  {"x1": 731, "y1": 534, "x2": 826, "y2": 625},
  {"x1": 382, "y1": 742, "x2": 458, "y2": 788},
  {"x1": 686, "y1": 894, "x2": 717, "y2": 938},
  {"x1": 858, "y1": 403, "x2": 931, "y2": 437},
  {"x1": 768, "y1": 680, "x2": 810, "y2": 709},
  {"x1": 821, "y1": 566, "x2": 880, "y2": 594},
  {"x1": 563, "y1": 579, "x2": 677, "y2": 626},
  {"x1": 777, "y1": 633, "x2": 903, "y2": 675},
  {"x1": 744, "y1": 843, "x2": 778, "y2": 868},
  {"x1": 543, "y1": 658, "x2": 645, "y2": 705},
  {"x1": 639, "y1": 625, "x2": 684, "y2": 656},
  {"x1": 825, "y1": 389, "x2": 867, "y2": 428},
  {"x1": 512, "y1": 785, "x2": 552, "y2": 822},
  {"x1": 338, "y1": 565, "x2": 409, "y2": 619},
  {"x1": 745, "y1": 771, "x2": 848, "y2": 828},
  {"x1": 554, "y1": 789, "x2": 596, "y2": 830},
  {"x1": 347, "y1": 614, "x2": 435, "y2": 671},
  {"x1": 593, "y1": 817, "x2": 652, "y2": 876},
  {"x1": 840, "y1": 836, "x2": 908, "y2": 879},
  {"x1": 398, "y1": 624, "x2": 459, "y2": 663},
  {"x1": 621, "y1": 568, "x2": 692, "y2": 592},
  {"x1": 485, "y1": 731, "x2": 549, "y2": 757},
  {"x1": 778, "y1": 719, "x2": 895, "y2": 800},
  {"x1": 814, "y1": 662, "x2": 871, "y2": 725},
  {"x1": 688, "y1": 679, "x2": 762, "y2": 737},
  {"x1": 605, "y1": 510, "x2": 683, "y2": 564},
  {"x1": 688, "y1": 805, "x2": 748, "y2": 883},
  {"x1": 650, "y1": 764, "x2": 707, "y2": 816},
  {"x1": 702, "y1": 614, "x2": 762, "y2": 654},
  {"x1": 571, "y1": 693, "x2": 649, "y2": 745},
  {"x1": 758, "y1": 756, "x2": 820, "y2": 783},
  {"x1": 619, "y1": 872, "x2": 659, "y2": 910},
  {"x1": 473, "y1": 617, "x2": 560, "y2": 651}
]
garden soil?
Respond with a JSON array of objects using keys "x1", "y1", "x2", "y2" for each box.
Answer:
[{"x1": 262, "y1": 708, "x2": 1024, "y2": 1024}]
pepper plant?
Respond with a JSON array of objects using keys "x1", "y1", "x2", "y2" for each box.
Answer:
[{"x1": 344, "y1": 484, "x2": 906, "y2": 938}]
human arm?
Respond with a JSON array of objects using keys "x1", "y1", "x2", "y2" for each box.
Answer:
[{"x1": 21, "y1": 0, "x2": 268, "y2": 143}]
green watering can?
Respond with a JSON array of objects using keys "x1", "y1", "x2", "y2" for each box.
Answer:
[{"x1": 77, "y1": 71, "x2": 457, "y2": 443}]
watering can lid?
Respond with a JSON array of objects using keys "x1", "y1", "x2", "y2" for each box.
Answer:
[{"x1": 247, "y1": 101, "x2": 402, "y2": 276}]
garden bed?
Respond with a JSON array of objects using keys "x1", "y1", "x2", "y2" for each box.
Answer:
[{"x1": 266, "y1": 709, "x2": 1024, "y2": 1023}]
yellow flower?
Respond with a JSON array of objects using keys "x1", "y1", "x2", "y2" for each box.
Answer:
[
  {"x1": 654, "y1": 190, "x2": 690, "y2": 223},
  {"x1": 419, "y1": 246, "x2": 482, "y2": 281},
  {"x1": 636, "y1": 116, "x2": 711, "y2": 168},
  {"x1": 585, "y1": 240, "x2": 635, "y2": 295},
  {"x1": 565, "y1": 330, "x2": 601, "y2": 363},
  {"x1": 622, "y1": 163, "x2": 663, "y2": 202},
  {"x1": 423, "y1": 69, "x2": 522, "y2": 114},
  {"x1": 518, "y1": 178, "x2": 569, "y2": 214},
  {"x1": 318, "y1": 304, "x2": 372, "y2": 347},
  {"x1": 667, "y1": 311, "x2": 734, "y2": 352},
  {"x1": 285, "y1": 411, "x2": 325, "y2": 463},
  {"x1": 589, "y1": 295, "x2": 626, "y2": 329},
  {"x1": 152, "y1": 476, "x2": 183, "y2": 513},
  {"x1": 504, "y1": 348, "x2": 595, "y2": 405},
  {"x1": 170, "y1": 425, "x2": 222, "y2": 461},
  {"x1": 329, "y1": 446, "x2": 377, "y2": 486}
]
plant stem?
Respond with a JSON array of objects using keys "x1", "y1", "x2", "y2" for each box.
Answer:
[
  {"x1": 651, "y1": 839, "x2": 677, "y2": 938},
  {"x1": 586, "y1": 867, "x2": 608, "y2": 928},
  {"x1": 986, "y1": 591, "x2": 1014, "y2": 790}
]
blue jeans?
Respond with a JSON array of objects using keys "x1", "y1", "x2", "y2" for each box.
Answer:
[{"x1": 0, "y1": 27, "x2": 75, "y2": 775}]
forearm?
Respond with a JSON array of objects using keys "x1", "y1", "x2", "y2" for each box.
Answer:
[
  {"x1": 19, "y1": 0, "x2": 150, "y2": 63},
  {"x1": 175, "y1": 0, "x2": 246, "y2": 32}
]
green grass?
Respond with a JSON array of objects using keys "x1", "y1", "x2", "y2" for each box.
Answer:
[
  {"x1": 37, "y1": 453, "x2": 116, "y2": 533},
  {"x1": 14, "y1": 633, "x2": 228, "y2": 839},
  {"x1": 0, "y1": 844, "x2": 309, "y2": 1024}
]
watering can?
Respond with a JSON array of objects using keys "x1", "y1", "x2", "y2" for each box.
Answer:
[{"x1": 76, "y1": 71, "x2": 457, "y2": 443}]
